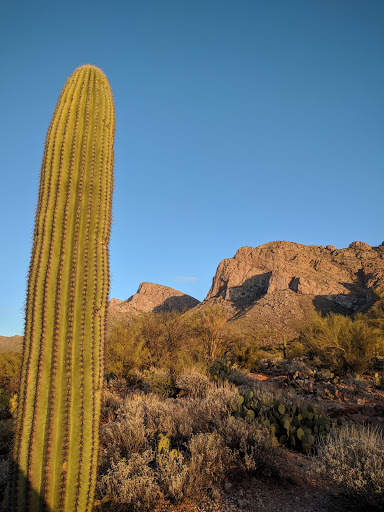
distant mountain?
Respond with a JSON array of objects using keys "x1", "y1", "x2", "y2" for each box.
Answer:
[
  {"x1": 198, "y1": 240, "x2": 384, "y2": 344},
  {"x1": 108, "y1": 281, "x2": 200, "y2": 324},
  {"x1": 0, "y1": 335, "x2": 23, "y2": 353},
  {"x1": 4, "y1": 240, "x2": 384, "y2": 348}
]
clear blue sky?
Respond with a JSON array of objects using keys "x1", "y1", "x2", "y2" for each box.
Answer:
[{"x1": 1, "y1": 1, "x2": 383, "y2": 335}]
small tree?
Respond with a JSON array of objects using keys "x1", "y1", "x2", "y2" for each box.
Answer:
[{"x1": 191, "y1": 305, "x2": 229, "y2": 362}]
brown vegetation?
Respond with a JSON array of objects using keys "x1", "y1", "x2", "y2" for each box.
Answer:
[{"x1": 1, "y1": 297, "x2": 383, "y2": 510}]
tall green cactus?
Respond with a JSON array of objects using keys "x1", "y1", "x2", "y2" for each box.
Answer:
[{"x1": 11, "y1": 65, "x2": 115, "y2": 511}]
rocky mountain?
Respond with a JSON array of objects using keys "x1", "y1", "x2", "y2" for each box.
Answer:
[
  {"x1": 5, "y1": 241, "x2": 384, "y2": 348},
  {"x1": 108, "y1": 282, "x2": 200, "y2": 324},
  {"x1": 200, "y1": 240, "x2": 384, "y2": 344}
]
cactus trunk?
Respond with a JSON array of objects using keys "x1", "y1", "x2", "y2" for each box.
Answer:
[{"x1": 11, "y1": 65, "x2": 115, "y2": 511}]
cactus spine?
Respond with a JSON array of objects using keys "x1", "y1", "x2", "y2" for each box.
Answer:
[{"x1": 11, "y1": 65, "x2": 115, "y2": 511}]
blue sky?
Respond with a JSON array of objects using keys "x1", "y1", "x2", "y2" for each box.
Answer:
[{"x1": 1, "y1": 1, "x2": 383, "y2": 335}]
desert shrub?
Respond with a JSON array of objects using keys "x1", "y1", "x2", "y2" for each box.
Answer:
[
  {"x1": 0, "y1": 351, "x2": 21, "y2": 393},
  {"x1": 98, "y1": 451, "x2": 161, "y2": 511},
  {"x1": 228, "y1": 332, "x2": 263, "y2": 370},
  {"x1": 295, "y1": 312, "x2": 384, "y2": 374},
  {"x1": 101, "y1": 407, "x2": 148, "y2": 463},
  {"x1": 105, "y1": 306, "x2": 269, "y2": 380},
  {"x1": 175, "y1": 368, "x2": 210, "y2": 399},
  {"x1": 218, "y1": 415, "x2": 273, "y2": 472},
  {"x1": 128, "y1": 383, "x2": 235, "y2": 441},
  {"x1": 105, "y1": 317, "x2": 150, "y2": 377},
  {"x1": 157, "y1": 449, "x2": 188, "y2": 500},
  {"x1": 312, "y1": 424, "x2": 384, "y2": 509},
  {"x1": 98, "y1": 433, "x2": 233, "y2": 508},
  {"x1": 97, "y1": 376, "x2": 279, "y2": 508},
  {"x1": 189, "y1": 305, "x2": 230, "y2": 362},
  {"x1": 142, "y1": 367, "x2": 177, "y2": 397},
  {"x1": 105, "y1": 311, "x2": 208, "y2": 380},
  {"x1": 186, "y1": 432, "x2": 232, "y2": 494}
]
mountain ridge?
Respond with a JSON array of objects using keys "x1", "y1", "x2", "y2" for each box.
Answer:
[{"x1": 3, "y1": 240, "x2": 383, "y2": 347}]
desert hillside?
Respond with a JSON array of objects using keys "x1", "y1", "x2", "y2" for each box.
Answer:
[{"x1": 0, "y1": 335, "x2": 23, "y2": 353}]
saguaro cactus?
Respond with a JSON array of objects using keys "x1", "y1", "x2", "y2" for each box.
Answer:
[{"x1": 11, "y1": 65, "x2": 115, "y2": 511}]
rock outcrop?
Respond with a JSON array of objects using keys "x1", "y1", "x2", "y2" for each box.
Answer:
[
  {"x1": 108, "y1": 282, "x2": 200, "y2": 323},
  {"x1": 203, "y1": 241, "x2": 384, "y2": 343}
]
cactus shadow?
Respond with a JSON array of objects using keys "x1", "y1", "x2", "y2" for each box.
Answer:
[{"x1": 2, "y1": 461, "x2": 53, "y2": 512}]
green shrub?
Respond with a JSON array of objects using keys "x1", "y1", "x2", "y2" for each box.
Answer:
[
  {"x1": 228, "y1": 332, "x2": 263, "y2": 370},
  {"x1": 142, "y1": 368, "x2": 178, "y2": 397},
  {"x1": 312, "y1": 424, "x2": 384, "y2": 509},
  {"x1": 0, "y1": 351, "x2": 21, "y2": 394},
  {"x1": 295, "y1": 311, "x2": 384, "y2": 374},
  {"x1": 189, "y1": 305, "x2": 230, "y2": 362},
  {"x1": 105, "y1": 318, "x2": 150, "y2": 377},
  {"x1": 105, "y1": 311, "x2": 205, "y2": 378}
]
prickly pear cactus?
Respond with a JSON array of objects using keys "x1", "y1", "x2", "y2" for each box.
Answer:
[
  {"x1": 11, "y1": 65, "x2": 115, "y2": 511},
  {"x1": 231, "y1": 389, "x2": 338, "y2": 454}
]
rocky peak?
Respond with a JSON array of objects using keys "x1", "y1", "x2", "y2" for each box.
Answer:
[
  {"x1": 108, "y1": 282, "x2": 200, "y2": 320},
  {"x1": 207, "y1": 241, "x2": 384, "y2": 307}
]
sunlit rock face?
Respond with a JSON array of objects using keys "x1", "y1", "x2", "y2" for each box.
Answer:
[{"x1": 203, "y1": 240, "x2": 384, "y2": 343}]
